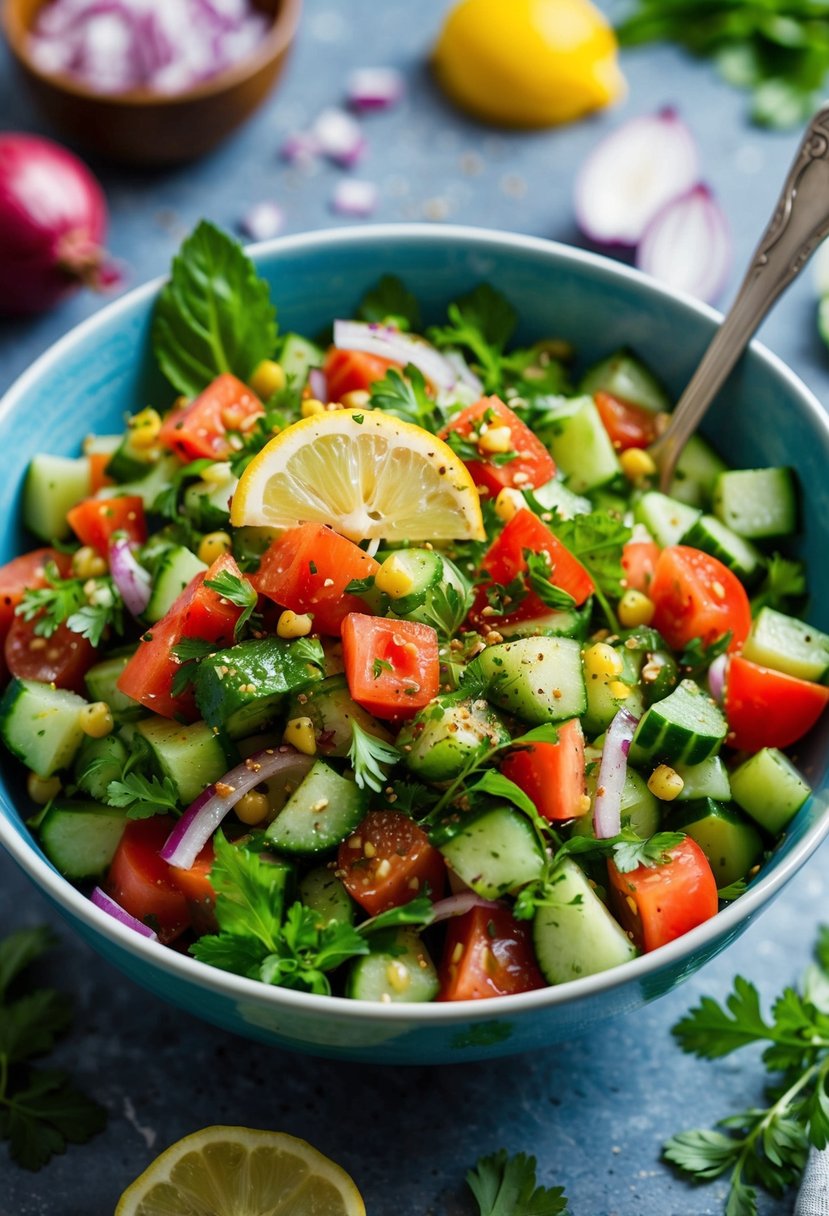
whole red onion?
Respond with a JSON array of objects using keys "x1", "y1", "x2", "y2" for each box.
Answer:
[{"x1": 0, "y1": 133, "x2": 117, "y2": 317}]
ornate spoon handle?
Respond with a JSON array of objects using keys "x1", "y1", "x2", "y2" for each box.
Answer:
[{"x1": 653, "y1": 104, "x2": 829, "y2": 491}]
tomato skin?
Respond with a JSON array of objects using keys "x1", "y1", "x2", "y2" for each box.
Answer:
[
  {"x1": 6, "y1": 615, "x2": 98, "y2": 694},
  {"x1": 106, "y1": 817, "x2": 190, "y2": 944},
  {"x1": 0, "y1": 548, "x2": 72, "y2": 673},
  {"x1": 253, "y1": 523, "x2": 379, "y2": 636},
  {"x1": 439, "y1": 396, "x2": 556, "y2": 496},
  {"x1": 66, "y1": 495, "x2": 147, "y2": 556},
  {"x1": 341, "y1": 613, "x2": 440, "y2": 720},
  {"x1": 607, "y1": 837, "x2": 718, "y2": 953},
  {"x1": 594, "y1": 390, "x2": 659, "y2": 451},
  {"x1": 323, "y1": 348, "x2": 401, "y2": 401},
  {"x1": 338, "y1": 810, "x2": 446, "y2": 915},
  {"x1": 168, "y1": 842, "x2": 217, "y2": 936},
  {"x1": 621, "y1": 538, "x2": 661, "y2": 594},
  {"x1": 725, "y1": 655, "x2": 829, "y2": 752},
  {"x1": 438, "y1": 903, "x2": 545, "y2": 1001},
  {"x1": 649, "y1": 545, "x2": 750, "y2": 652},
  {"x1": 158, "y1": 373, "x2": 263, "y2": 462},
  {"x1": 500, "y1": 718, "x2": 586, "y2": 821},
  {"x1": 176, "y1": 553, "x2": 246, "y2": 645}
]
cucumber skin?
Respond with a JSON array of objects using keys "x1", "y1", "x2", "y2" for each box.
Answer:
[
  {"x1": 265, "y1": 761, "x2": 368, "y2": 855},
  {"x1": 532, "y1": 859, "x2": 637, "y2": 984},
  {"x1": 346, "y1": 930, "x2": 439, "y2": 1003},
  {"x1": 39, "y1": 799, "x2": 128, "y2": 879},
  {"x1": 472, "y1": 636, "x2": 586, "y2": 725},
  {"x1": 0, "y1": 678, "x2": 87, "y2": 777}
]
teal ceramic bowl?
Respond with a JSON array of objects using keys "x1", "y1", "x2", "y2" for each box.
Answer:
[{"x1": 1, "y1": 224, "x2": 828, "y2": 1063}]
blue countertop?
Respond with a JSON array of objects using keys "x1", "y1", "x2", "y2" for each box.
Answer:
[{"x1": 1, "y1": 3, "x2": 828, "y2": 1213}]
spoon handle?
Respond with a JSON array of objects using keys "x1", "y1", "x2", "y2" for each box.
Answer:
[{"x1": 654, "y1": 103, "x2": 829, "y2": 491}]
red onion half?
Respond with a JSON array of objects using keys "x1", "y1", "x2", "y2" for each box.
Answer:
[
  {"x1": 333, "y1": 319, "x2": 467, "y2": 394},
  {"x1": 109, "y1": 536, "x2": 151, "y2": 617},
  {"x1": 347, "y1": 67, "x2": 404, "y2": 112},
  {"x1": 91, "y1": 886, "x2": 158, "y2": 940},
  {"x1": 636, "y1": 184, "x2": 731, "y2": 304},
  {"x1": 592, "y1": 708, "x2": 639, "y2": 839}
]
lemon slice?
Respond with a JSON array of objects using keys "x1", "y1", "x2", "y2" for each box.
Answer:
[
  {"x1": 115, "y1": 1126, "x2": 366, "y2": 1216},
  {"x1": 230, "y1": 409, "x2": 486, "y2": 542}
]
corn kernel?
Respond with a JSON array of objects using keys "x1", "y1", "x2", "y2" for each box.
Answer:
[
  {"x1": 235, "y1": 790, "x2": 271, "y2": 825},
  {"x1": 201, "y1": 460, "x2": 234, "y2": 485},
  {"x1": 276, "y1": 610, "x2": 313, "y2": 639},
  {"x1": 72, "y1": 546, "x2": 108, "y2": 580},
  {"x1": 79, "y1": 701, "x2": 114, "y2": 739},
  {"x1": 374, "y1": 554, "x2": 415, "y2": 599},
  {"x1": 583, "y1": 642, "x2": 624, "y2": 680},
  {"x1": 477, "y1": 425, "x2": 513, "y2": 455},
  {"x1": 609, "y1": 680, "x2": 632, "y2": 700},
  {"x1": 619, "y1": 447, "x2": 657, "y2": 482},
  {"x1": 618, "y1": 589, "x2": 656, "y2": 628},
  {"x1": 249, "y1": 359, "x2": 286, "y2": 400},
  {"x1": 386, "y1": 960, "x2": 411, "y2": 993},
  {"x1": 494, "y1": 486, "x2": 525, "y2": 523},
  {"x1": 27, "y1": 772, "x2": 61, "y2": 804},
  {"x1": 283, "y1": 716, "x2": 317, "y2": 756},
  {"x1": 341, "y1": 389, "x2": 371, "y2": 409},
  {"x1": 128, "y1": 407, "x2": 162, "y2": 450},
  {"x1": 198, "y1": 531, "x2": 232, "y2": 564},
  {"x1": 301, "y1": 398, "x2": 326, "y2": 418},
  {"x1": 647, "y1": 764, "x2": 685, "y2": 801}
]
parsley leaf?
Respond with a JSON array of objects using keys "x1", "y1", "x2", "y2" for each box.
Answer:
[
  {"x1": 105, "y1": 773, "x2": 181, "y2": 819},
  {"x1": 524, "y1": 550, "x2": 577, "y2": 611},
  {"x1": 466, "y1": 1149, "x2": 569, "y2": 1215},
  {"x1": 259, "y1": 904, "x2": 369, "y2": 995},
  {"x1": 429, "y1": 284, "x2": 517, "y2": 392},
  {"x1": 348, "y1": 721, "x2": 402, "y2": 792},
  {"x1": 751, "y1": 552, "x2": 808, "y2": 614},
  {"x1": 17, "y1": 565, "x2": 125, "y2": 648},
  {"x1": 680, "y1": 632, "x2": 732, "y2": 679},
  {"x1": 357, "y1": 274, "x2": 421, "y2": 331},
  {"x1": 369, "y1": 365, "x2": 437, "y2": 430},
  {"x1": 550, "y1": 511, "x2": 631, "y2": 599},
  {"x1": 610, "y1": 829, "x2": 686, "y2": 874},
  {"x1": 204, "y1": 570, "x2": 259, "y2": 639},
  {"x1": 152, "y1": 219, "x2": 278, "y2": 397}
]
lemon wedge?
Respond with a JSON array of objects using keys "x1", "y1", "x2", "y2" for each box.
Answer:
[
  {"x1": 230, "y1": 409, "x2": 486, "y2": 542},
  {"x1": 115, "y1": 1126, "x2": 366, "y2": 1216}
]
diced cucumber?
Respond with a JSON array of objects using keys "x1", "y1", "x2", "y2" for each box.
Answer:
[
  {"x1": 290, "y1": 674, "x2": 393, "y2": 758},
  {"x1": 668, "y1": 433, "x2": 728, "y2": 508},
  {"x1": 680, "y1": 515, "x2": 763, "y2": 584},
  {"x1": 279, "y1": 333, "x2": 324, "y2": 386},
  {"x1": 0, "y1": 679, "x2": 86, "y2": 777},
  {"x1": 99, "y1": 455, "x2": 181, "y2": 513},
  {"x1": 670, "y1": 798, "x2": 762, "y2": 887},
  {"x1": 673, "y1": 756, "x2": 732, "y2": 802},
  {"x1": 183, "y1": 476, "x2": 237, "y2": 531},
  {"x1": 73, "y1": 732, "x2": 128, "y2": 803},
  {"x1": 497, "y1": 604, "x2": 591, "y2": 641},
  {"x1": 84, "y1": 654, "x2": 145, "y2": 721},
  {"x1": 532, "y1": 858, "x2": 638, "y2": 984},
  {"x1": 23, "y1": 454, "x2": 90, "y2": 541},
  {"x1": 633, "y1": 491, "x2": 701, "y2": 548},
  {"x1": 629, "y1": 679, "x2": 727, "y2": 767},
  {"x1": 541, "y1": 395, "x2": 621, "y2": 492},
  {"x1": 471, "y1": 636, "x2": 586, "y2": 725},
  {"x1": 265, "y1": 760, "x2": 368, "y2": 855},
  {"x1": 433, "y1": 806, "x2": 546, "y2": 899},
  {"x1": 195, "y1": 637, "x2": 325, "y2": 738},
  {"x1": 83, "y1": 433, "x2": 121, "y2": 459},
  {"x1": 396, "y1": 695, "x2": 510, "y2": 782},
  {"x1": 379, "y1": 548, "x2": 443, "y2": 611},
  {"x1": 730, "y1": 747, "x2": 811, "y2": 834},
  {"x1": 582, "y1": 643, "x2": 644, "y2": 737},
  {"x1": 579, "y1": 348, "x2": 671, "y2": 414},
  {"x1": 713, "y1": 467, "x2": 797, "y2": 539},
  {"x1": 346, "y1": 929, "x2": 439, "y2": 1004},
  {"x1": 530, "y1": 477, "x2": 592, "y2": 519},
  {"x1": 742, "y1": 608, "x2": 829, "y2": 683},
  {"x1": 573, "y1": 766, "x2": 660, "y2": 839},
  {"x1": 145, "y1": 546, "x2": 206, "y2": 624},
  {"x1": 135, "y1": 717, "x2": 234, "y2": 807},
  {"x1": 38, "y1": 799, "x2": 128, "y2": 879},
  {"x1": 298, "y1": 865, "x2": 356, "y2": 925}
]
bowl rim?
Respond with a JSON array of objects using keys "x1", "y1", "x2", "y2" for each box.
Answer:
[
  {"x1": 1, "y1": 0, "x2": 302, "y2": 108},
  {"x1": 2, "y1": 220, "x2": 829, "y2": 1028}
]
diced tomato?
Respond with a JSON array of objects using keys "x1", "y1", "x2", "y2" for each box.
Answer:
[
  {"x1": 87, "y1": 452, "x2": 113, "y2": 494},
  {"x1": 621, "y1": 538, "x2": 661, "y2": 594},
  {"x1": 0, "y1": 548, "x2": 71, "y2": 652},
  {"x1": 438, "y1": 903, "x2": 545, "y2": 1001},
  {"x1": 66, "y1": 495, "x2": 147, "y2": 556},
  {"x1": 500, "y1": 718, "x2": 586, "y2": 821},
  {"x1": 106, "y1": 817, "x2": 190, "y2": 944},
  {"x1": 594, "y1": 390, "x2": 659, "y2": 451},
  {"x1": 607, "y1": 836, "x2": 718, "y2": 953},
  {"x1": 158, "y1": 373, "x2": 263, "y2": 463},
  {"x1": 341, "y1": 613, "x2": 439, "y2": 720},
  {"x1": 439, "y1": 396, "x2": 555, "y2": 497},
  {"x1": 253, "y1": 523, "x2": 379, "y2": 636},
  {"x1": 649, "y1": 545, "x2": 750, "y2": 652},
  {"x1": 168, "y1": 842, "x2": 217, "y2": 936},
  {"x1": 6, "y1": 615, "x2": 98, "y2": 694},
  {"x1": 323, "y1": 348, "x2": 401, "y2": 401},
  {"x1": 338, "y1": 810, "x2": 446, "y2": 915},
  {"x1": 725, "y1": 655, "x2": 829, "y2": 752},
  {"x1": 176, "y1": 552, "x2": 247, "y2": 645}
]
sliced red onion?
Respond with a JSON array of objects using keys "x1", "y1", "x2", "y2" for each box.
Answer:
[
  {"x1": 161, "y1": 747, "x2": 314, "y2": 870},
  {"x1": 574, "y1": 108, "x2": 699, "y2": 247},
  {"x1": 333, "y1": 319, "x2": 462, "y2": 393},
  {"x1": 240, "y1": 201, "x2": 285, "y2": 242},
  {"x1": 636, "y1": 184, "x2": 731, "y2": 303},
  {"x1": 279, "y1": 130, "x2": 322, "y2": 164},
  {"x1": 308, "y1": 367, "x2": 328, "y2": 400},
  {"x1": 331, "y1": 179, "x2": 378, "y2": 218},
  {"x1": 708, "y1": 653, "x2": 728, "y2": 704},
  {"x1": 442, "y1": 349, "x2": 484, "y2": 396},
  {"x1": 429, "y1": 893, "x2": 501, "y2": 923},
  {"x1": 593, "y1": 708, "x2": 640, "y2": 839},
  {"x1": 312, "y1": 107, "x2": 366, "y2": 167},
  {"x1": 109, "y1": 536, "x2": 151, "y2": 617},
  {"x1": 346, "y1": 67, "x2": 404, "y2": 111},
  {"x1": 91, "y1": 887, "x2": 158, "y2": 940}
]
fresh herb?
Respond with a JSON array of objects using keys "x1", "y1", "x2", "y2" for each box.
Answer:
[
  {"x1": 357, "y1": 274, "x2": 421, "y2": 331},
  {"x1": 429, "y1": 284, "x2": 517, "y2": 393},
  {"x1": 610, "y1": 828, "x2": 687, "y2": 873},
  {"x1": 105, "y1": 772, "x2": 181, "y2": 819},
  {"x1": 358, "y1": 896, "x2": 435, "y2": 935},
  {"x1": 344, "y1": 574, "x2": 376, "y2": 596},
  {"x1": 170, "y1": 638, "x2": 218, "y2": 697},
  {"x1": 369, "y1": 365, "x2": 438, "y2": 430},
  {"x1": 257, "y1": 904, "x2": 369, "y2": 995},
  {"x1": 550, "y1": 510, "x2": 631, "y2": 631},
  {"x1": 0, "y1": 926, "x2": 106, "y2": 1170},
  {"x1": 405, "y1": 573, "x2": 473, "y2": 642},
  {"x1": 466, "y1": 1149, "x2": 570, "y2": 1216},
  {"x1": 373, "y1": 658, "x2": 393, "y2": 678},
  {"x1": 153, "y1": 219, "x2": 278, "y2": 398},
  {"x1": 203, "y1": 570, "x2": 259, "y2": 639},
  {"x1": 664, "y1": 926, "x2": 829, "y2": 1214},
  {"x1": 152, "y1": 458, "x2": 215, "y2": 521},
  {"x1": 348, "y1": 720, "x2": 402, "y2": 792},
  {"x1": 17, "y1": 563, "x2": 124, "y2": 648},
  {"x1": 680, "y1": 632, "x2": 732, "y2": 679},
  {"x1": 751, "y1": 552, "x2": 808, "y2": 614},
  {"x1": 444, "y1": 429, "x2": 517, "y2": 468},
  {"x1": 524, "y1": 550, "x2": 577, "y2": 611}
]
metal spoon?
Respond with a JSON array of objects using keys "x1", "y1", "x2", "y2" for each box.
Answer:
[{"x1": 651, "y1": 103, "x2": 829, "y2": 492}]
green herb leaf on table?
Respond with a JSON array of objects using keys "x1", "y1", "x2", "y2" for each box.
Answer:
[
  {"x1": 466, "y1": 1149, "x2": 570, "y2": 1216},
  {"x1": 348, "y1": 720, "x2": 402, "y2": 792}
]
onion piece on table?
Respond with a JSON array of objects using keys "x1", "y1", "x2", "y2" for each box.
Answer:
[
  {"x1": 312, "y1": 107, "x2": 366, "y2": 167},
  {"x1": 592, "y1": 707, "x2": 640, "y2": 839},
  {"x1": 331, "y1": 179, "x2": 378, "y2": 218},
  {"x1": 161, "y1": 748, "x2": 315, "y2": 871},
  {"x1": 346, "y1": 67, "x2": 405, "y2": 111},
  {"x1": 636, "y1": 184, "x2": 731, "y2": 303},
  {"x1": 333, "y1": 319, "x2": 466, "y2": 393},
  {"x1": 91, "y1": 887, "x2": 158, "y2": 940},
  {"x1": 108, "y1": 536, "x2": 152, "y2": 617},
  {"x1": 574, "y1": 108, "x2": 699, "y2": 247},
  {"x1": 240, "y1": 202, "x2": 285, "y2": 242}
]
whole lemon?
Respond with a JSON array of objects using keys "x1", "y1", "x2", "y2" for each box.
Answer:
[{"x1": 432, "y1": 0, "x2": 626, "y2": 127}]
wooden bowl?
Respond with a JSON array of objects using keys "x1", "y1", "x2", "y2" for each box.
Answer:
[{"x1": 1, "y1": 0, "x2": 302, "y2": 167}]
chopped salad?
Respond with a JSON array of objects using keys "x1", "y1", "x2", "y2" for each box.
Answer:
[{"x1": 2, "y1": 220, "x2": 827, "y2": 1004}]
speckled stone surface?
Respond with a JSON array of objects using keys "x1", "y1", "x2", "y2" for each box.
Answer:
[{"x1": 1, "y1": 2, "x2": 829, "y2": 1212}]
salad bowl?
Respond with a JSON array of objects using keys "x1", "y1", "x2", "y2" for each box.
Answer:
[{"x1": 1, "y1": 223, "x2": 828, "y2": 1064}]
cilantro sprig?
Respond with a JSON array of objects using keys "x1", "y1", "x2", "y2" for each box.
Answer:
[
  {"x1": 16, "y1": 562, "x2": 125, "y2": 648},
  {"x1": 466, "y1": 1149, "x2": 570, "y2": 1216},
  {"x1": 104, "y1": 772, "x2": 181, "y2": 820},
  {"x1": 429, "y1": 284, "x2": 518, "y2": 393}
]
